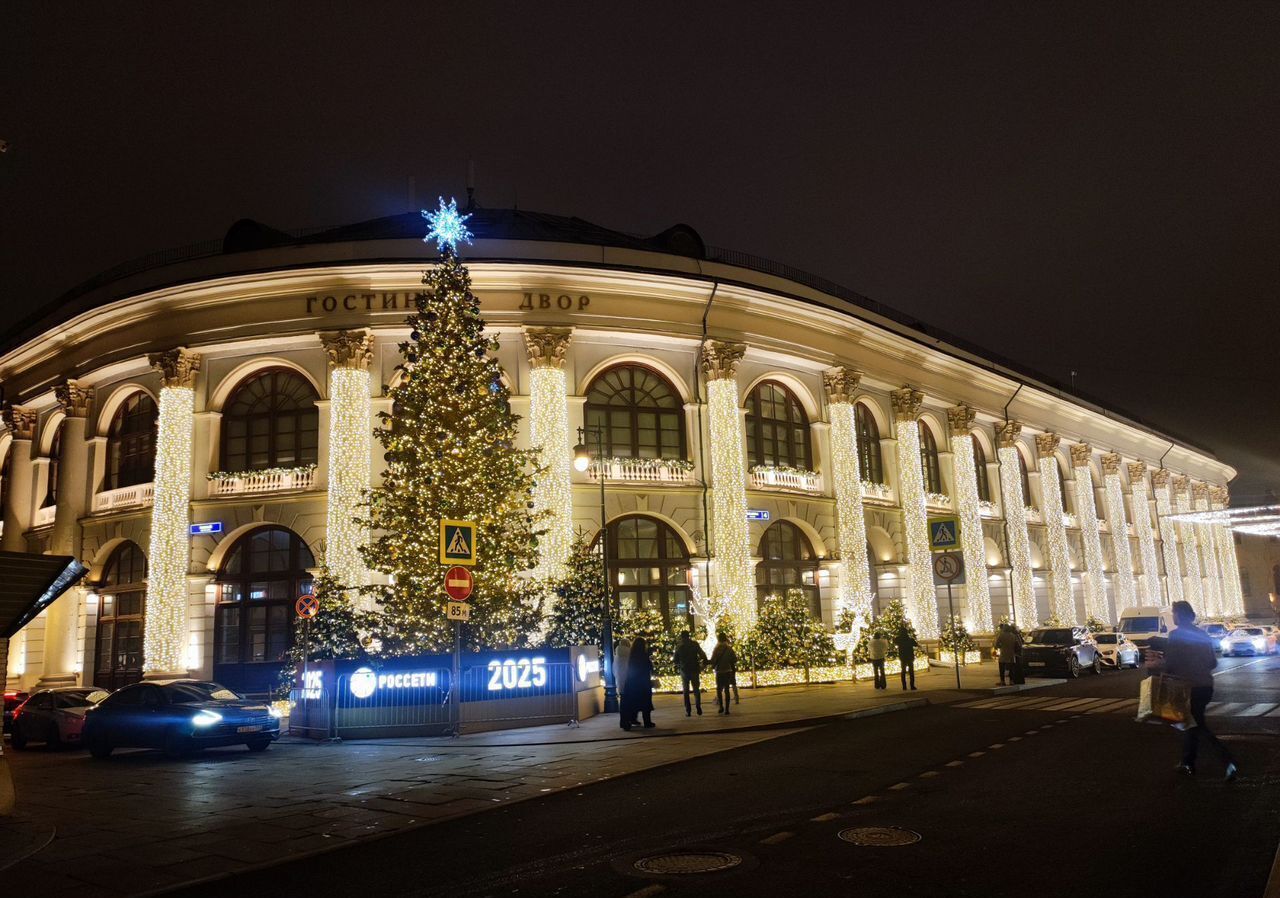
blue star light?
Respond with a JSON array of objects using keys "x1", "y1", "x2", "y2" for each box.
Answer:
[{"x1": 422, "y1": 196, "x2": 474, "y2": 254}]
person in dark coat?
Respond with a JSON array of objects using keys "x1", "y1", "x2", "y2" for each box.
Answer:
[
  {"x1": 995, "y1": 624, "x2": 1021, "y2": 686},
  {"x1": 709, "y1": 633, "x2": 738, "y2": 713},
  {"x1": 896, "y1": 626, "x2": 918, "y2": 690},
  {"x1": 620, "y1": 637, "x2": 655, "y2": 730},
  {"x1": 673, "y1": 631, "x2": 708, "y2": 716},
  {"x1": 1156, "y1": 601, "x2": 1237, "y2": 780}
]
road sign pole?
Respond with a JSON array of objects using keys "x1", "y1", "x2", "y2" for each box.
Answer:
[
  {"x1": 451, "y1": 618, "x2": 462, "y2": 737},
  {"x1": 946, "y1": 582, "x2": 961, "y2": 689}
]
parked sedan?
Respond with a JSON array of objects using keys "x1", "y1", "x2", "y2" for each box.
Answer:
[
  {"x1": 10, "y1": 687, "x2": 109, "y2": 749},
  {"x1": 1221, "y1": 628, "x2": 1276, "y2": 657},
  {"x1": 1021, "y1": 627, "x2": 1103, "y2": 678},
  {"x1": 83, "y1": 679, "x2": 281, "y2": 759},
  {"x1": 1092, "y1": 632, "x2": 1140, "y2": 669},
  {"x1": 3, "y1": 690, "x2": 28, "y2": 734}
]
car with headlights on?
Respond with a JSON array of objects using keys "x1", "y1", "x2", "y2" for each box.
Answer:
[
  {"x1": 1092, "y1": 632, "x2": 1140, "y2": 669},
  {"x1": 1220, "y1": 628, "x2": 1276, "y2": 657},
  {"x1": 1020, "y1": 627, "x2": 1103, "y2": 678},
  {"x1": 83, "y1": 679, "x2": 281, "y2": 759},
  {"x1": 10, "y1": 687, "x2": 109, "y2": 749}
]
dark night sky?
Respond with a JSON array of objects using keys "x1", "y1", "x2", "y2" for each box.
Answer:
[{"x1": 2, "y1": 4, "x2": 1277, "y2": 497}]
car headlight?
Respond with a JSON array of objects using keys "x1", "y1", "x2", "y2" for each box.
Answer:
[
  {"x1": 192, "y1": 711, "x2": 223, "y2": 727},
  {"x1": 269, "y1": 707, "x2": 283, "y2": 719},
  {"x1": 1221, "y1": 639, "x2": 1230, "y2": 650},
  {"x1": 1253, "y1": 637, "x2": 1266, "y2": 650}
]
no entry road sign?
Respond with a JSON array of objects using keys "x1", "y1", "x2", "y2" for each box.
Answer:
[{"x1": 444, "y1": 566, "x2": 474, "y2": 601}]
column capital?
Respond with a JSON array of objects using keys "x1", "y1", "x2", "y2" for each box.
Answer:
[
  {"x1": 701, "y1": 340, "x2": 746, "y2": 381},
  {"x1": 1035, "y1": 432, "x2": 1060, "y2": 458},
  {"x1": 1172, "y1": 474, "x2": 1191, "y2": 495},
  {"x1": 149, "y1": 348, "x2": 202, "y2": 388},
  {"x1": 320, "y1": 329, "x2": 374, "y2": 371},
  {"x1": 2, "y1": 404, "x2": 37, "y2": 441},
  {"x1": 946, "y1": 404, "x2": 976, "y2": 437},
  {"x1": 1127, "y1": 462, "x2": 1148, "y2": 484},
  {"x1": 1192, "y1": 482, "x2": 1211, "y2": 502},
  {"x1": 822, "y1": 367, "x2": 862, "y2": 405},
  {"x1": 1101, "y1": 452, "x2": 1123, "y2": 477},
  {"x1": 889, "y1": 387, "x2": 923, "y2": 420},
  {"x1": 523, "y1": 327, "x2": 572, "y2": 370},
  {"x1": 1069, "y1": 443, "x2": 1092, "y2": 468},
  {"x1": 997, "y1": 420, "x2": 1022, "y2": 447},
  {"x1": 1210, "y1": 485, "x2": 1230, "y2": 507},
  {"x1": 54, "y1": 380, "x2": 93, "y2": 418},
  {"x1": 1151, "y1": 469, "x2": 1171, "y2": 488}
]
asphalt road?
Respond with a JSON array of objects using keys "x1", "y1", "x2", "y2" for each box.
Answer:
[{"x1": 170, "y1": 657, "x2": 1280, "y2": 898}]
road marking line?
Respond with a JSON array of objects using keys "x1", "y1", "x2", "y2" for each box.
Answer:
[
  {"x1": 888, "y1": 782, "x2": 911, "y2": 791},
  {"x1": 852, "y1": 796, "x2": 878, "y2": 805},
  {"x1": 1007, "y1": 736, "x2": 1022, "y2": 742},
  {"x1": 760, "y1": 831, "x2": 794, "y2": 845},
  {"x1": 1071, "y1": 698, "x2": 1120, "y2": 711},
  {"x1": 960, "y1": 698, "x2": 1006, "y2": 709},
  {"x1": 1041, "y1": 724, "x2": 1054, "y2": 729},
  {"x1": 945, "y1": 760, "x2": 965, "y2": 767},
  {"x1": 1210, "y1": 702, "x2": 1251, "y2": 715},
  {"x1": 1017, "y1": 697, "x2": 1067, "y2": 709},
  {"x1": 1214, "y1": 657, "x2": 1271, "y2": 677},
  {"x1": 1264, "y1": 706, "x2": 1280, "y2": 717},
  {"x1": 988, "y1": 743, "x2": 1005, "y2": 749},
  {"x1": 1086, "y1": 698, "x2": 1133, "y2": 712},
  {"x1": 811, "y1": 812, "x2": 840, "y2": 821},
  {"x1": 918, "y1": 770, "x2": 940, "y2": 778},
  {"x1": 626, "y1": 885, "x2": 667, "y2": 898},
  {"x1": 1234, "y1": 703, "x2": 1277, "y2": 718},
  {"x1": 1056, "y1": 718, "x2": 1070, "y2": 724},
  {"x1": 968, "y1": 751, "x2": 986, "y2": 757}
]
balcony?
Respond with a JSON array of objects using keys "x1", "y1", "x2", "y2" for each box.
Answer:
[
  {"x1": 861, "y1": 480, "x2": 894, "y2": 503},
  {"x1": 94, "y1": 483, "x2": 155, "y2": 513},
  {"x1": 926, "y1": 492, "x2": 953, "y2": 511},
  {"x1": 586, "y1": 457, "x2": 695, "y2": 485},
  {"x1": 32, "y1": 505, "x2": 56, "y2": 528},
  {"x1": 208, "y1": 465, "x2": 317, "y2": 497},
  {"x1": 978, "y1": 499, "x2": 999, "y2": 518},
  {"x1": 749, "y1": 464, "x2": 822, "y2": 494},
  {"x1": 1024, "y1": 505, "x2": 1043, "y2": 524}
]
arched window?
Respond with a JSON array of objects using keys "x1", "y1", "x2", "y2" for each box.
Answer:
[
  {"x1": 94, "y1": 542, "x2": 147, "y2": 691},
  {"x1": 584, "y1": 365, "x2": 685, "y2": 460},
  {"x1": 215, "y1": 526, "x2": 315, "y2": 693},
  {"x1": 106, "y1": 392, "x2": 158, "y2": 490},
  {"x1": 1058, "y1": 460, "x2": 1073, "y2": 512},
  {"x1": 855, "y1": 403, "x2": 884, "y2": 485},
  {"x1": 971, "y1": 435, "x2": 991, "y2": 503},
  {"x1": 221, "y1": 369, "x2": 319, "y2": 472},
  {"x1": 755, "y1": 521, "x2": 821, "y2": 617},
  {"x1": 1018, "y1": 450, "x2": 1033, "y2": 508},
  {"x1": 919, "y1": 424, "x2": 942, "y2": 494},
  {"x1": 745, "y1": 381, "x2": 811, "y2": 469},
  {"x1": 607, "y1": 515, "x2": 691, "y2": 623},
  {"x1": 42, "y1": 424, "x2": 62, "y2": 508}
]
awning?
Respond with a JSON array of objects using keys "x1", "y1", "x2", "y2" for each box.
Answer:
[{"x1": 0, "y1": 552, "x2": 89, "y2": 638}]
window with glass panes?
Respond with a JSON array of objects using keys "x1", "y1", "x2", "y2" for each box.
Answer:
[
  {"x1": 607, "y1": 515, "x2": 691, "y2": 623},
  {"x1": 584, "y1": 365, "x2": 685, "y2": 459},
  {"x1": 106, "y1": 392, "x2": 157, "y2": 490},
  {"x1": 215, "y1": 527, "x2": 315, "y2": 667},
  {"x1": 920, "y1": 425, "x2": 943, "y2": 494},
  {"x1": 755, "y1": 521, "x2": 821, "y2": 617},
  {"x1": 220, "y1": 370, "x2": 319, "y2": 472},
  {"x1": 855, "y1": 403, "x2": 884, "y2": 485},
  {"x1": 94, "y1": 542, "x2": 147, "y2": 691},
  {"x1": 1019, "y1": 449, "x2": 1033, "y2": 508},
  {"x1": 746, "y1": 381, "x2": 811, "y2": 469},
  {"x1": 42, "y1": 424, "x2": 61, "y2": 508},
  {"x1": 971, "y1": 435, "x2": 991, "y2": 502},
  {"x1": 1058, "y1": 459, "x2": 1073, "y2": 512}
]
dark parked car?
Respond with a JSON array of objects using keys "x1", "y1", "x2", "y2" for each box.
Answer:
[
  {"x1": 83, "y1": 679, "x2": 281, "y2": 759},
  {"x1": 3, "y1": 690, "x2": 29, "y2": 733},
  {"x1": 1021, "y1": 627, "x2": 1102, "y2": 678},
  {"x1": 10, "y1": 687, "x2": 109, "y2": 749}
]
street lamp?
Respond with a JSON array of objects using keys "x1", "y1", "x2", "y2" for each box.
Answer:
[{"x1": 575, "y1": 425, "x2": 619, "y2": 713}]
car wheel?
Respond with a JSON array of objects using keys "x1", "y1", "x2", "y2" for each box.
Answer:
[
  {"x1": 163, "y1": 730, "x2": 192, "y2": 760},
  {"x1": 246, "y1": 737, "x2": 271, "y2": 753},
  {"x1": 1068, "y1": 655, "x2": 1081, "y2": 678},
  {"x1": 87, "y1": 733, "x2": 112, "y2": 759},
  {"x1": 1092, "y1": 656, "x2": 1103, "y2": 675},
  {"x1": 10, "y1": 728, "x2": 27, "y2": 750}
]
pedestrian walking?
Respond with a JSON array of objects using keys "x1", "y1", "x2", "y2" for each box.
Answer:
[
  {"x1": 1155, "y1": 601, "x2": 1238, "y2": 781},
  {"x1": 710, "y1": 632, "x2": 738, "y2": 713},
  {"x1": 613, "y1": 637, "x2": 636, "y2": 726},
  {"x1": 995, "y1": 624, "x2": 1021, "y2": 686},
  {"x1": 673, "y1": 630, "x2": 709, "y2": 716},
  {"x1": 620, "y1": 637, "x2": 655, "y2": 730},
  {"x1": 868, "y1": 630, "x2": 889, "y2": 690},
  {"x1": 896, "y1": 626, "x2": 918, "y2": 690}
]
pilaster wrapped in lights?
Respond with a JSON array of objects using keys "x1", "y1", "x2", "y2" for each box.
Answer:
[
  {"x1": 1070, "y1": 443, "x2": 1110, "y2": 623},
  {"x1": 144, "y1": 348, "x2": 200, "y2": 674},
  {"x1": 0, "y1": 404, "x2": 38, "y2": 553},
  {"x1": 702, "y1": 341, "x2": 755, "y2": 633},
  {"x1": 322, "y1": 330, "x2": 373, "y2": 600},
  {"x1": 947, "y1": 405, "x2": 992, "y2": 632},
  {"x1": 1210, "y1": 486, "x2": 1246, "y2": 616},
  {"x1": 1173, "y1": 477, "x2": 1204, "y2": 606},
  {"x1": 1151, "y1": 470, "x2": 1184, "y2": 603},
  {"x1": 1128, "y1": 463, "x2": 1163, "y2": 605},
  {"x1": 892, "y1": 388, "x2": 938, "y2": 638},
  {"x1": 1193, "y1": 483, "x2": 1223, "y2": 617},
  {"x1": 997, "y1": 423, "x2": 1037, "y2": 627},
  {"x1": 823, "y1": 368, "x2": 873, "y2": 632},
  {"x1": 1036, "y1": 433, "x2": 1077, "y2": 624},
  {"x1": 1101, "y1": 454, "x2": 1136, "y2": 616},
  {"x1": 524, "y1": 328, "x2": 574, "y2": 585}
]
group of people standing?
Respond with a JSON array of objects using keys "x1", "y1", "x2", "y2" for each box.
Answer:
[
  {"x1": 612, "y1": 631, "x2": 739, "y2": 730},
  {"x1": 865, "y1": 628, "x2": 920, "y2": 690}
]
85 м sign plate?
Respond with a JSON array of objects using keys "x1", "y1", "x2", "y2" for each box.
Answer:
[{"x1": 446, "y1": 601, "x2": 471, "y2": 622}]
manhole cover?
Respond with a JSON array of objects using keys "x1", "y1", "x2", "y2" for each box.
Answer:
[
  {"x1": 838, "y1": 826, "x2": 922, "y2": 846},
  {"x1": 634, "y1": 851, "x2": 743, "y2": 874}
]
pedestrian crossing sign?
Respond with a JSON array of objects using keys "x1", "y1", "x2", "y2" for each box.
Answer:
[
  {"x1": 440, "y1": 519, "x2": 478, "y2": 566},
  {"x1": 928, "y1": 516, "x2": 961, "y2": 551}
]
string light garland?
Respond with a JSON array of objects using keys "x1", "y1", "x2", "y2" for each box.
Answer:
[
  {"x1": 891, "y1": 389, "x2": 939, "y2": 639},
  {"x1": 1102, "y1": 459, "x2": 1137, "y2": 615},
  {"x1": 1193, "y1": 487, "x2": 1223, "y2": 617},
  {"x1": 947, "y1": 406, "x2": 991, "y2": 632},
  {"x1": 1151, "y1": 471, "x2": 1184, "y2": 603},
  {"x1": 1127, "y1": 464, "x2": 1162, "y2": 605},
  {"x1": 1070, "y1": 446, "x2": 1110, "y2": 624},
  {"x1": 325, "y1": 359, "x2": 372, "y2": 602},
  {"x1": 997, "y1": 437, "x2": 1037, "y2": 628},
  {"x1": 1209, "y1": 488, "x2": 1246, "y2": 616},
  {"x1": 421, "y1": 196, "x2": 473, "y2": 254},
  {"x1": 1036, "y1": 434, "x2": 1077, "y2": 624},
  {"x1": 823, "y1": 369, "x2": 873, "y2": 642},
  {"x1": 1174, "y1": 480, "x2": 1205, "y2": 606},
  {"x1": 525, "y1": 332, "x2": 574, "y2": 586}
]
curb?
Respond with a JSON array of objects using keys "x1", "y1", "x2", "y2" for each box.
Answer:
[{"x1": 989, "y1": 679, "x2": 1068, "y2": 695}]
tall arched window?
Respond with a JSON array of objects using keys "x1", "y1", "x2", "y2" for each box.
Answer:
[
  {"x1": 971, "y1": 435, "x2": 991, "y2": 503},
  {"x1": 920, "y1": 424, "x2": 942, "y2": 494},
  {"x1": 221, "y1": 369, "x2": 320, "y2": 472},
  {"x1": 215, "y1": 526, "x2": 315, "y2": 693},
  {"x1": 1058, "y1": 459, "x2": 1073, "y2": 512},
  {"x1": 1018, "y1": 449, "x2": 1033, "y2": 508},
  {"x1": 745, "y1": 381, "x2": 811, "y2": 469},
  {"x1": 94, "y1": 541, "x2": 147, "y2": 691},
  {"x1": 855, "y1": 403, "x2": 884, "y2": 485},
  {"x1": 607, "y1": 515, "x2": 691, "y2": 623},
  {"x1": 106, "y1": 392, "x2": 158, "y2": 490},
  {"x1": 584, "y1": 365, "x2": 686, "y2": 459},
  {"x1": 756, "y1": 521, "x2": 821, "y2": 617},
  {"x1": 42, "y1": 424, "x2": 62, "y2": 508}
]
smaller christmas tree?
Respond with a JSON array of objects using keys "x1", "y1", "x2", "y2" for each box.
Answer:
[
  {"x1": 743, "y1": 589, "x2": 837, "y2": 670},
  {"x1": 276, "y1": 569, "x2": 372, "y2": 697},
  {"x1": 1083, "y1": 614, "x2": 1108, "y2": 633},
  {"x1": 939, "y1": 615, "x2": 976, "y2": 664},
  {"x1": 852, "y1": 599, "x2": 919, "y2": 662},
  {"x1": 617, "y1": 606, "x2": 679, "y2": 675},
  {"x1": 544, "y1": 537, "x2": 619, "y2": 652}
]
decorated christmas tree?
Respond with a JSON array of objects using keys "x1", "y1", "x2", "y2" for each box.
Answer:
[
  {"x1": 277, "y1": 569, "x2": 371, "y2": 695},
  {"x1": 1083, "y1": 614, "x2": 1108, "y2": 633},
  {"x1": 544, "y1": 536, "x2": 619, "y2": 651},
  {"x1": 743, "y1": 589, "x2": 837, "y2": 670},
  {"x1": 360, "y1": 198, "x2": 544, "y2": 653},
  {"x1": 616, "y1": 606, "x2": 679, "y2": 675},
  {"x1": 852, "y1": 599, "x2": 919, "y2": 662},
  {"x1": 939, "y1": 615, "x2": 976, "y2": 664}
]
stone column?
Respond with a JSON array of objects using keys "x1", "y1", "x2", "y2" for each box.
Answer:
[
  {"x1": 1101, "y1": 453, "x2": 1137, "y2": 616},
  {"x1": 321, "y1": 330, "x2": 373, "y2": 603},
  {"x1": 524, "y1": 328, "x2": 574, "y2": 586},
  {"x1": 144, "y1": 349, "x2": 200, "y2": 675},
  {"x1": 1128, "y1": 463, "x2": 1163, "y2": 605},
  {"x1": 822, "y1": 368, "x2": 873, "y2": 631},
  {"x1": 891, "y1": 387, "x2": 938, "y2": 638},
  {"x1": 1211, "y1": 486, "x2": 1246, "y2": 616},
  {"x1": 1071, "y1": 443, "x2": 1110, "y2": 623},
  {"x1": 1173, "y1": 476, "x2": 1204, "y2": 606},
  {"x1": 0, "y1": 406, "x2": 37, "y2": 552},
  {"x1": 1193, "y1": 483, "x2": 1223, "y2": 617},
  {"x1": 1150, "y1": 470, "x2": 1183, "y2": 603},
  {"x1": 947, "y1": 405, "x2": 992, "y2": 632},
  {"x1": 702, "y1": 341, "x2": 755, "y2": 633},
  {"x1": 1037, "y1": 433, "x2": 1077, "y2": 623},
  {"x1": 997, "y1": 422, "x2": 1037, "y2": 627}
]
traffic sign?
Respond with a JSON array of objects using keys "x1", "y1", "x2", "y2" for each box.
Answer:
[
  {"x1": 295, "y1": 593, "x2": 320, "y2": 619},
  {"x1": 932, "y1": 552, "x2": 965, "y2": 584},
  {"x1": 928, "y1": 516, "x2": 961, "y2": 551},
  {"x1": 444, "y1": 566, "x2": 474, "y2": 601},
  {"x1": 440, "y1": 519, "x2": 478, "y2": 566},
  {"x1": 446, "y1": 601, "x2": 472, "y2": 622}
]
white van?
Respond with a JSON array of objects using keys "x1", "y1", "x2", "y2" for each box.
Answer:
[{"x1": 1117, "y1": 605, "x2": 1175, "y2": 651}]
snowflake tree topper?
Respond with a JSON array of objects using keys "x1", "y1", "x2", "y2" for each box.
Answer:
[{"x1": 422, "y1": 196, "x2": 474, "y2": 254}]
